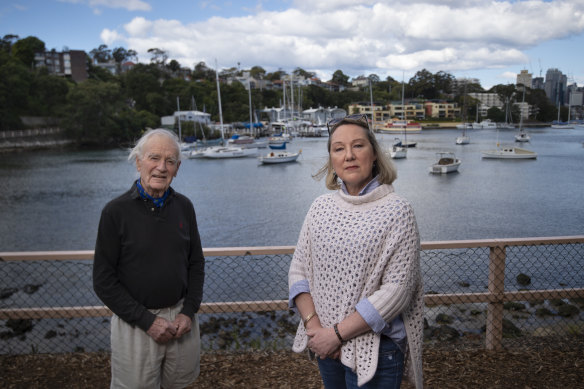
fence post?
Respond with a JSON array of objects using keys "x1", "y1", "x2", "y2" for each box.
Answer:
[{"x1": 486, "y1": 244, "x2": 506, "y2": 350}]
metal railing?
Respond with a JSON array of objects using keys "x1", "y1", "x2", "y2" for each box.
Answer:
[{"x1": 1, "y1": 236, "x2": 583, "y2": 354}]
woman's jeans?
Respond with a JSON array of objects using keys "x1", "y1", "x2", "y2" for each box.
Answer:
[{"x1": 317, "y1": 335, "x2": 404, "y2": 389}]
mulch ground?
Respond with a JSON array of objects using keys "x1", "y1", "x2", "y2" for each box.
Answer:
[{"x1": 1, "y1": 336, "x2": 583, "y2": 389}]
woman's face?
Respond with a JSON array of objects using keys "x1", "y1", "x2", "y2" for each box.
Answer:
[{"x1": 329, "y1": 123, "x2": 376, "y2": 195}]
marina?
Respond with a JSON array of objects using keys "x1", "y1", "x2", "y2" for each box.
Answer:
[{"x1": 0, "y1": 126, "x2": 583, "y2": 252}]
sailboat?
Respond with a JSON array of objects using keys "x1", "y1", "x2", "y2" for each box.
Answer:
[
  {"x1": 482, "y1": 89, "x2": 537, "y2": 159},
  {"x1": 551, "y1": 91, "x2": 574, "y2": 129},
  {"x1": 390, "y1": 76, "x2": 408, "y2": 159},
  {"x1": 199, "y1": 61, "x2": 257, "y2": 159},
  {"x1": 514, "y1": 88, "x2": 531, "y2": 142},
  {"x1": 456, "y1": 83, "x2": 470, "y2": 145}
]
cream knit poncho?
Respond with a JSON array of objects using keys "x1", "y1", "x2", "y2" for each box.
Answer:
[{"x1": 289, "y1": 184, "x2": 424, "y2": 388}]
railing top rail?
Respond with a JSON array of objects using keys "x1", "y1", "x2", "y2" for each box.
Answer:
[{"x1": 1, "y1": 236, "x2": 583, "y2": 261}]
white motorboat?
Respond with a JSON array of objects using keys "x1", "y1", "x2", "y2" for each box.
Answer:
[
  {"x1": 514, "y1": 130, "x2": 531, "y2": 142},
  {"x1": 390, "y1": 145, "x2": 407, "y2": 159},
  {"x1": 456, "y1": 135, "x2": 470, "y2": 145},
  {"x1": 473, "y1": 119, "x2": 497, "y2": 129},
  {"x1": 258, "y1": 150, "x2": 301, "y2": 164},
  {"x1": 204, "y1": 146, "x2": 258, "y2": 159},
  {"x1": 481, "y1": 146, "x2": 537, "y2": 159},
  {"x1": 429, "y1": 152, "x2": 461, "y2": 174}
]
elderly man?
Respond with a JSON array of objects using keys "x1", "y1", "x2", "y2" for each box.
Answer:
[{"x1": 93, "y1": 128, "x2": 205, "y2": 388}]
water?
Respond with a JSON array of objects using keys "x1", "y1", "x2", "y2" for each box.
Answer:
[{"x1": 1, "y1": 127, "x2": 583, "y2": 252}]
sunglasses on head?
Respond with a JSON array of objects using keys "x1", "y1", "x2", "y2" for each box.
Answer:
[{"x1": 327, "y1": 114, "x2": 370, "y2": 134}]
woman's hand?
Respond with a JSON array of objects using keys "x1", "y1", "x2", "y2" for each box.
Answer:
[{"x1": 306, "y1": 327, "x2": 341, "y2": 359}]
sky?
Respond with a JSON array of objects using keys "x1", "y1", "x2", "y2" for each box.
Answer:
[{"x1": 2, "y1": 0, "x2": 584, "y2": 89}]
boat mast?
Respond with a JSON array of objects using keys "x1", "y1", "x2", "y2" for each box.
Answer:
[
  {"x1": 402, "y1": 72, "x2": 407, "y2": 154},
  {"x1": 369, "y1": 78, "x2": 374, "y2": 125},
  {"x1": 248, "y1": 79, "x2": 253, "y2": 136},
  {"x1": 215, "y1": 59, "x2": 225, "y2": 140},
  {"x1": 176, "y1": 96, "x2": 182, "y2": 142}
]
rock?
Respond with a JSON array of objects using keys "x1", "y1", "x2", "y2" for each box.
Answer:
[
  {"x1": 435, "y1": 313, "x2": 454, "y2": 325},
  {"x1": 6, "y1": 319, "x2": 34, "y2": 335},
  {"x1": 516, "y1": 273, "x2": 531, "y2": 286},
  {"x1": 503, "y1": 302, "x2": 526, "y2": 311},
  {"x1": 502, "y1": 319, "x2": 522, "y2": 338},
  {"x1": 22, "y1": 284, "x2": 42, "y2": 294},
  {"x1": 535, "y1": 307, "x2": 555, "y2": 317},
  {"x1": 431, "y1": 325, "x2": 460, "y2": 341},
  {"x1": 0, "y1": 287, "x2": 18, "y2": 299},
  {"x1": 557, "y1": 304, "x2": 579, "y2": 317}
]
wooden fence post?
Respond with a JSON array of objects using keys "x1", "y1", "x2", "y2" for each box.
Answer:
[{"x1": 486, "y1": 244, "x2": 506, "y2": 350}]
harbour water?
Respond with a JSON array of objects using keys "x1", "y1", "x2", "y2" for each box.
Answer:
[
  {"x1": 1, "y1": 126, "x2": 583, "y2": 252},
  {"x1": 1, "y1": 126, "x2": 584, "y2": 354}
]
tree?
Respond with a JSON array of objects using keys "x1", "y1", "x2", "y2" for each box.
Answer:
[
  {"x1": 148, "y1": 48, "x2": 167, "y2": 65},
  {"x1": 112, "y1": 47, "x2": 137, "y2": 64},
  {"x1": 434, "y1": 71, "x2": 454, "y2": 95},
  {"x1": 28, "y1": 70, "x2": 70, "y2": 116},
  {"x1": 1, "y1": 34, "x2": 19, "y2": 53},
  {"x1": 266, "y1": 69, "x2": 287, "y2": 81},
  {"x1": 90, "y1": 44, "x2": 112, "y2": 63},
  {"x1": 193, "y1": 62, "x2": 215, "y2": 81},
  {"x1": 331, "y1": 69, "x2": 349, "y2": 86},
  {"x1": 167, "y1": 59, "x2": 181, "y2": 74},
  {"x1": 0, "y1": 53, "x2": 33, "y2": 130},
  {"x1": 409, "y1": 69, "x2": 435, "y2": 99},
  {"x1": 12, "y1": 36, "x2": 45, "y2": 67},
  {"x1": 368, "y1": 74, "x2": 380, "y2": 83},
  {"x1": 293, "y1": 67, "x2": 315, "y2": 79},
  {"x1": 63, "y1": 80, "x2": 124, "y2": 144},
  {"x1": 250, "y1": 66, "x2": 266, "y2": 79}
]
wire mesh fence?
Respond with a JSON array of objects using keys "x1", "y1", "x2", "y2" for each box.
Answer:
[{"x1": 1, "y1": 237, "x2": 583, "y2": 355}]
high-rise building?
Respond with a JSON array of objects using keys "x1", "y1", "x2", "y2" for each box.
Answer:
[
  {"x1": 532, "y1": 77, "x2": 544, "y2": 90},
  {"x1": 516, "y1": 70, "x2": 532, "y2": 89},
  {"x1": 544, "y1": 68, "x2": 568, "y2": 105}
]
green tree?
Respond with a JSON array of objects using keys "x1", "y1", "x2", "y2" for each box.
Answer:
[
  {"x1": 0, "y1": 52, "x2": 33, "y2": 130},
  {"x1": 331, "y1": 69, "x2": 349, "y2": 86},
  {"x1": 63, "y1": 80, "x2": 124, "y2": 144},
  {"x1": 28, "y1": 69, "x2": 71, "y2": 116},
  {"x1": 1, "y1": 34, "x2": 19, "y2": 53},
  {"x1": 148, "y1": 48, "x2": 167, "y2": 65},
  {"x1": 112, "y1": 47, "x2": 137, "y2": 64},
  {"x1": 192, "y1": 62, "x2": 215, "y2": 81},
  {"x1": 250, "y1": 66, "x2": 266, "y2": 79},
  {"x1": 121, "y1": 63, "x2": 166, "y2": 114},
  {"x1": 293, "y1": 67, "x2": 315, "y2": 79},
  {"x1": 90, "y1": 44, "x2": 112, "y2": 63},
  {"x1": 12, "y1": 36, "x2": 45, "y2": 67}
]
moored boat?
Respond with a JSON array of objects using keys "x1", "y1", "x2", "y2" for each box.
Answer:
[
  {"x1": 258, "y1": 150, "x2": 301, "y2": 164},
  {"x1": 429, "y1": 152, "x2": 461, "y2": 174},
  {"x1": 203, "y1": 146, "x2": 258, "y2": 159},
  {"x1": 377, "y1": 120, "x2": 422, "y2": 134},
  {"x1": 481, "y1": 146, "x2": 537, "y2": 159}
]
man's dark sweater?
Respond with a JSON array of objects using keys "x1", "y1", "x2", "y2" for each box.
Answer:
[{"x1": 93, "y1": 182, "x2": 205, "y2": 332}]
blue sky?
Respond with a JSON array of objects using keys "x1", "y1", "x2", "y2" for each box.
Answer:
[{"x1": 3, "y1": 0, "x2": 584, "y2": 89}]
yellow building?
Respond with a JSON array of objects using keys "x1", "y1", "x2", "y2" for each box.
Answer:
[{"x1": 348, "y1": 100, "x2": 459, "y2": 122}]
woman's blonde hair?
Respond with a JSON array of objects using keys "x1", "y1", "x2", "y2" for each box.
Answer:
[{"x1": 313, "y1": 115, "x2": 397, "y2": 190}]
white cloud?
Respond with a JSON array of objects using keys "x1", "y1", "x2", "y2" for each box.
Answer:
[
  {"x1": 103, "y1": 0, "x2": 584, "y2": 83},
  {"x1": 59, "y1": 0, "x2": 151, "y2": 12}
]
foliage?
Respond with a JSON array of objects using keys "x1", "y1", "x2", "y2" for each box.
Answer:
[
  {"x1": 1, "y1": 34, "x2": 566, "y2": 145},
  {"x1": 408, "y1": 69, "x2": 454, "y2": 100},
  {"x1": 90, "y1": 44, "x2": 112, "y2": 63},
  {"x1": 62, "y1": 80, "x2": 125, "y2": 144},
  {"x1": 11, "y1": 36, "x2": 45, "y2": 67},
  {"x1": 0, "y1": 51, "x2": 33, "y2": 130},
  {"x1": 331, "y1": 69, "x2": 350, "y2": 86}
]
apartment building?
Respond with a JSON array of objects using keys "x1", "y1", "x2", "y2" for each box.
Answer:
[
  {"x1": 33, "y1": 50, "x2": 88, "y2": 82},
  {"x1": 348, "y1": 100, "x2": 458, "y2": 121}
]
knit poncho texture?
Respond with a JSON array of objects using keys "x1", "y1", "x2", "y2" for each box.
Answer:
[{"x1": 289, "y1": 184, "x2": 424, "y2": 388}]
